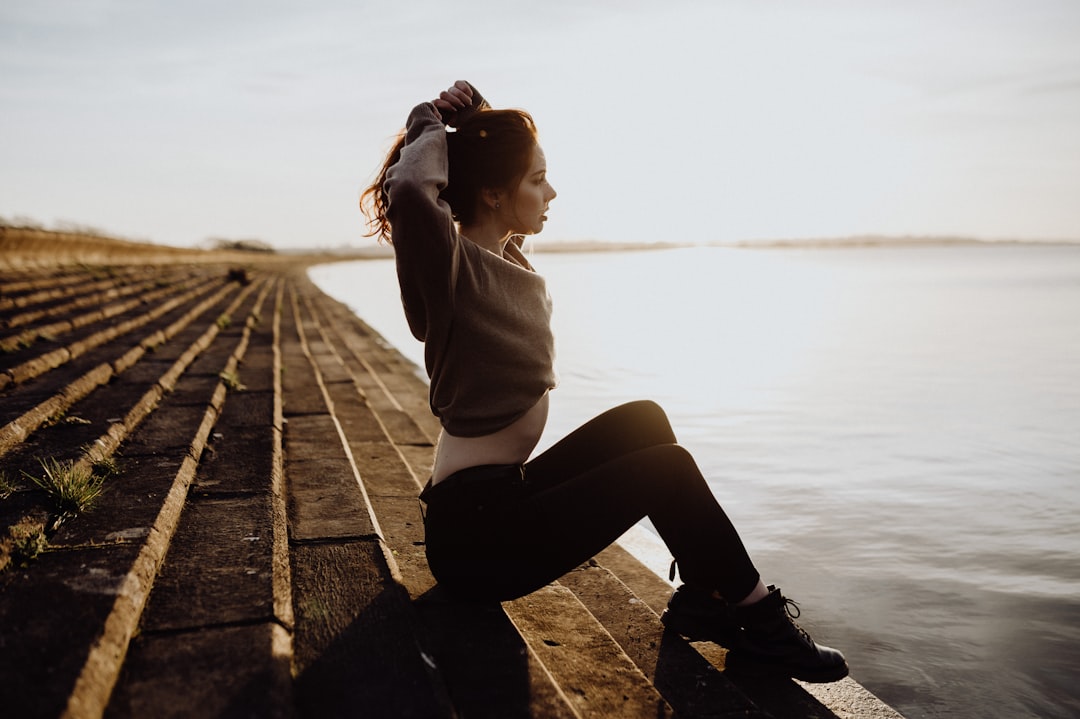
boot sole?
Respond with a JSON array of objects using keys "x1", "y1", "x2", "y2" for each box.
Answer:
[
  {"x1": 725, "y1": 651, "x2": 850, "y2": 684},
  {"x1": 663, "y1": 610, "x2": 849, "y2": 683}
]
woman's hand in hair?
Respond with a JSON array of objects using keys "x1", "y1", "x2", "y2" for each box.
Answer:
[{"x1": 434, "y1": 80, "x2": 488, "y2": 127}]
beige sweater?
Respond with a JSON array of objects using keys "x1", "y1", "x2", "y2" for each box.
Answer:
[{"x1": 384, "y1": 102, "x2": 557, "y2": 437}]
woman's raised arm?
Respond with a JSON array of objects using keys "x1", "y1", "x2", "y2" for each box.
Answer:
[{"x1": 433, "y1": 80, "x2": 489, "y2": 128}]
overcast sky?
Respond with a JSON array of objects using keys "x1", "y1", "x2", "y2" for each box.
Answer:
[{"x1": 2, "y1": 0, "x2": 1079, "y2": 249}]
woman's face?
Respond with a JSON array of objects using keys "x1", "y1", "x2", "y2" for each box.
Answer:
[{"x1": 506, "y1": 145, "x2": 556, "y2": 235}]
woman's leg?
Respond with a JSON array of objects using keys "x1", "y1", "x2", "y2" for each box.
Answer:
[
  {"x1": 468, "y1": 443, "x2": 761, "y2": 601},
  {"x1": 526, "y1": 438, "x2": 847, "y2": 683},
  {"x1": 524, "y1": 400, "x2": 677, "y2": 491}
]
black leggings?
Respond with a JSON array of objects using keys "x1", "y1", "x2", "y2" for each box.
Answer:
[{"x1": 420, "y1": 400, "x2": 761, "y2": 602}]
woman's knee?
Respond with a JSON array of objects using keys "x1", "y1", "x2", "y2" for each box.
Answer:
[
  {"x1": 617, "y1": 399, "x2": 676, "y2": 442},
  {"x1": 652, "y1": 442, "x2": 697, "y2": 470},
  {"x1": 623, "y1": 443, "x2": 704, "y2": 489}
]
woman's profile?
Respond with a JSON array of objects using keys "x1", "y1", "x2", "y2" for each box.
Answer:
[{"x1": 361, "y1": 80, "x2": 848, "y2": 683}]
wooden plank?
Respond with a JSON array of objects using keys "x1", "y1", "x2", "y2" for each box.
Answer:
[
  {"x1": 0, "y1": 544, "x2": 143, "y2": 717},
  {"x1": 332, "y1": 399, "x2": 392, "y2": 443},
  {"x1": 505, "y1": 583, "x2": 674, "y2": 719},
  {"x1": 350, "y1": 439, "x2": 424, "y2": 497},
  {"x1": 139, "y1": 494, "x2": 281, "y2": 632},
  {"x1": 282, "y1": 415, "x2": 340, "y2": 460},
  {"x1": 195, "y1": 424, "x2": 275, "y2": 493},
  {"x1": 286, "y1": 456, "x2": 376, "y2": 541},
  {"x1": 48, "y1": 451, "x2": 189, "y2": 549},
  {"x1": 596, "y1": 542, "x2": 678, "y2": 615},
  {"x1": 213, "y1": 389, "x2": 274, "y2": 427},
  {"x1": 360, "y1": 494, "x2": 431, "y2": 597},
  {"x1": 290, "y1": 541, "x2": 452, "y2": 719},
  {"x1": 560, "y1": 562, "x2": 768, "y2": 719},
  {"x1": 106, "y1": 623, "x2": 292, "y2": 719},
  {"x1": 414, "y1": 594, "x2": 581, "y2": 719}
]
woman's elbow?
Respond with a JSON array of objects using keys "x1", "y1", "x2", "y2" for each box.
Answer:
[{"x1": 386, "y1": 174, "x2": 441, "y2": 209}]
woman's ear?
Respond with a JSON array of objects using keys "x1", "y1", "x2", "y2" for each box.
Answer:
[{"x1": 482, "y1": 188, "x2": 503, "y2": 211}]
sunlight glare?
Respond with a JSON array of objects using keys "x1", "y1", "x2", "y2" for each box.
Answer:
[{"x1": 545, "y1": 247, "x2": 841, "y2": 418}]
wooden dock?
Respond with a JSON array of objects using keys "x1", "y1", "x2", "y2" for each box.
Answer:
[{"x1": 0, "y1": 252, "x2": 904, "y2": 718}]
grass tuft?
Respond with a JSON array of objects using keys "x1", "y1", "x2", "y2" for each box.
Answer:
[
  {"x1": 0, "y1": 471, "x2": 18, "y2": 500},
  {"x1": 1, "y1": 519, "x2": 49, "y2": 572},
  {"x1": 11, "y1": 522, "x2": 48, "y2": 562},
  {"x1": 219, "y1": 370, "x2": 246, "y2": 392},
  {"x1": 22, "y1": 458, "x2": 106, "y2": 515},
  {"x1": 92, "y1": 454, "x2": 121, "y2": 478}
]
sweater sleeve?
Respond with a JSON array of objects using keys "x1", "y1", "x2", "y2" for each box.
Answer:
[{"x1": 383, "y1": 102, "x2": 460, "y2": 342}]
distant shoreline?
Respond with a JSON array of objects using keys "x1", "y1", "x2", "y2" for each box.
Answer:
[
  {"x1": 3, "y1": 223, "x2": 1076, "y2": 269},
  {"x1": 0, "y1": 225, "x2": 358, "y2": 270},
  {"x1": 345, "y1": 235, "x2": 1080, "y2": 260}
]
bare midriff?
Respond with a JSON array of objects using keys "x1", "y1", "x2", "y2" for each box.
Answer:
[{"x1": 430, "y1": 392, "x2": 550, "y2": 485}]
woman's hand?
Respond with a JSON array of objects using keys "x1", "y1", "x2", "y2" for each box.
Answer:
[{"x1": 433, "y1": 80, "x2": 488, "y2": 127}]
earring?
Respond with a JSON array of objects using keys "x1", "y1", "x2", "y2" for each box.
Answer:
[{"x1": 495, "y1": 202, "x2": 501, "y2": 209}]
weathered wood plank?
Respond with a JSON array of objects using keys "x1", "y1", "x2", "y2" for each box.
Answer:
[
  {"x1": 290, "y1": 541, "x2": 452, "y2": 719},
  {"x1": 0, "y1": 543, "x2": 144, "y2": 717},
  {"x1": 505, "y1": 583, "x2": 675, "y2": 719},
  {"x1": 286, "y1": 457, "x2": 376, "y2": 541},
  {"x1": 139, "y1": 494, "x2": 281, "y2": 632},
  {"x1": 560, "y1": 562, "x2": 768, "y2": 719},
  {"x1": 106, "y1": 623, "x2": 293, "y2": 719}
]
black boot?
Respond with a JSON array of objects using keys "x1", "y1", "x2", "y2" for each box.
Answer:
[
  {"x1": 660, "y1": 585, "x2": 740, "y2": 647},
  {"x1": 727, "y1": 585, "x2": 849, "y2": 683}
]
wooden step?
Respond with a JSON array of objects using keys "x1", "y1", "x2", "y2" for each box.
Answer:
[
  {"x1": 0, "y1": 275, "x2": 228, "y2": 391},
  {"x1": 0, "y1": 271, "x2": 207, "y2": 352},
  {"x1": 279, "y1": 280, "x2": 453, "y2": 718},
  {"x1": 2, "y1": 267, "x2": 169, "y2": 330},
  {"x1": 0, "y1": 269, "x2": 271, "y2": 717},
  {"x1": 105, "y1": 280, "x2": 292, "y2": 718},
  {"x1": 0, "y1": 277, "x2": 248, "y2": 458}
]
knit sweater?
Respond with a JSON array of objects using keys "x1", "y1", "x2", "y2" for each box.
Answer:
[{"x1": 384, "y1": 102, "x2": 557, "y2": 437}]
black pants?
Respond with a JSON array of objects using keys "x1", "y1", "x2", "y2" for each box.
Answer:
[{"x1": 420, "y1": 400, "x2": 761, "y2": 602}]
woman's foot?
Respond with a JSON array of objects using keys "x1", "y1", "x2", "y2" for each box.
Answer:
[
  {"x1": 661, "y1": 584, "x2": 849, "y2": 683},
  {"x1": 660, "y1": 584, "x2": 740, "y2": 646},
  {"x1": 728, "y1": 585, "x2": 849, "y2": 682}
]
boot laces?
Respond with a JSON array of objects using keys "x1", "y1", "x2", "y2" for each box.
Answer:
[
  {"x1": 782, "y1": 595, "x2": 802, "y2": 620},
  {"x1": 781, "y1": 595, "x2": 813, "y2": 644}
]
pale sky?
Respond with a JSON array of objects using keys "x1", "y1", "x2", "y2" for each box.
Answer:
[{"x1": 2, "y1": 0, "x2": 1079, "y2": 249}]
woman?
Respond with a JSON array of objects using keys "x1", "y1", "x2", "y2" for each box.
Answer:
[{"x1": 361, "y1": 81, "x2": 848, "y2": 683}]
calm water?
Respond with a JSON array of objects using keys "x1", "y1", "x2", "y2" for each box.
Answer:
[{"x1": 310, "y1": 243, "x2": 1080, "y2": 719}]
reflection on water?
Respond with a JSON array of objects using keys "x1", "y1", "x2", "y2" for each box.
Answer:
[{"x1": 311, "y1": 243, "x2": 1080, "y2": 719}]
